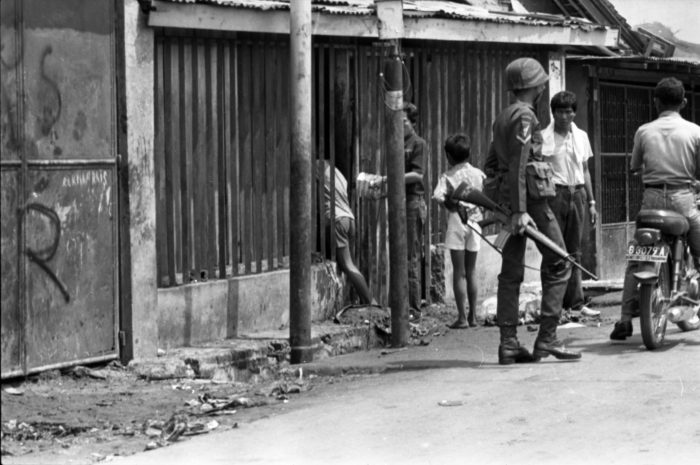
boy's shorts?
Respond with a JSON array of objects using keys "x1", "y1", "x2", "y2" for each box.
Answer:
[
  {"x1": 334, "y1": 217, "x2": 355, "y2": 249},
  {"x1": 444, "y1": 215, "x2": 481, "y2": 252}
]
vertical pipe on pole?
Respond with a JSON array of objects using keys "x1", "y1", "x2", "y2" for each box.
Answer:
[
  {"x1": 384, "y1": 41, "x2": 409, "y2": 347},
  {"x1": 289, "y1": 0, "x2": 314, "y2": 364}
]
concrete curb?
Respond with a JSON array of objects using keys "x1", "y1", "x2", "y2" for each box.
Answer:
[
  {"x1": 128, "y1": 290, "x2": 624, "y2": 383},
  {"x1": 128, "y1": 323, "x2": 381, "y2": 382}
]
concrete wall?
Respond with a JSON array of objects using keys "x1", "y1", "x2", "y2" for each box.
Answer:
[
  {"x1": 122, "y1": 0, "x2": 158, "y2": 360},
  {"x1": 157, "y1": 263, "x2": 345, "y2": 349},
  {"x1": 440, "y1": 234, "x2": 542, "y2": 313}
]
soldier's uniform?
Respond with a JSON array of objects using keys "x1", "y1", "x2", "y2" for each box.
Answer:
[{"x1": 486, "y1": 101, "x2": 571, "y2": 335}]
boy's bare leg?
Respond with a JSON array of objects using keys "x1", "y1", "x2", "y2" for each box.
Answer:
[
  {"x1": 465, "y1": 250, "x2": 478, "y2": 326},
  {"x1": 336, "y1": 246, "x2": 375, "y2": 305},
  {"x1": 449, "y1": 249, "x2": 469, "y2": 328}
]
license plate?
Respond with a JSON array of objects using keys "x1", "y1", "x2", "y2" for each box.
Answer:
[{"x1": 625, "y1": 243, "x2": 669, "y2": 262}]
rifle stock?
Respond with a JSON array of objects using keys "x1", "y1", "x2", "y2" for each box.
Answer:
[{"x1": 451, "y1": 182, "x2": 599, "y2": 281}]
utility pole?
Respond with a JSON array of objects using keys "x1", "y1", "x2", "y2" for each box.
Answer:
[
  {"x1": 289, "y1": 0, "x2": 313, "y2": 364},
  {"x1": 377, "y1": 0, "x2": 408, "y2": 347}
]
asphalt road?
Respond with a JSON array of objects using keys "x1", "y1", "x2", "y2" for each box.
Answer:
[{"x1": 114, "y1": 300, "x2": 700, "y2": 465}]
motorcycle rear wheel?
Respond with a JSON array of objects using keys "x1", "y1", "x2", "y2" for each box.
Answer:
[{"x1": 639, "y1": 261, "x2": 670, "y2": 350}]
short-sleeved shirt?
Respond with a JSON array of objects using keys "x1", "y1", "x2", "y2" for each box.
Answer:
[
  {"x1": 319, "y1": 161, "x2": 354, "y2": 221},
  {"x1": 630, "y1": 111, "x2": 700, "y2": 185},
  {"x1": 433, "y1": 162, "x2": 485, "y2": 252},
  {"x1": 541, "y1": 122, "x2": 593, "y2": 186},
  {"x1": 433, "y1": 161, "x2": 486, "y2": 224},
  {"x1": 484, "y1": 101, "x2": 544, "y2": 213}
]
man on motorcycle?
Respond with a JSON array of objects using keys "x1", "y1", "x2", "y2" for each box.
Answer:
[{"x1": 610, "y1": 77, "x2": 700, "y2": 341}]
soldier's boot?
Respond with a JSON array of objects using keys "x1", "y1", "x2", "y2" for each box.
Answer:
[
  {"x1": 533, "y1": 317, "x2": 582, "y2": 361},
  {"x1": 498, "y1": 326, "x2": 537, "y2": 365}
]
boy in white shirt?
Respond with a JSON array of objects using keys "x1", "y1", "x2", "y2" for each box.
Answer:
[{"x1": 433, "y1": 134, "x2": 486, "y2": 328}]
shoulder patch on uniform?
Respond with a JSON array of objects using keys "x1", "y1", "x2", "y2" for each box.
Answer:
[{"x1": 516, "y1": 114, "x2": 532, "y2": 145}]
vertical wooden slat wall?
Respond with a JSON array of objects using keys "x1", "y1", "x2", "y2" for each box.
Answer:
[
  {"x1": 154, "y1": 32, "x2": 551, "y2": 308},
  {"x1": 155, "y1": 34, "x2": 294, "y2": 285},
  {"x1": 179, "y1": 38, "x2": 192, "y2": 282},
  {"x1": 154, "y1": 38, "x2": 167, "y2": 285}
]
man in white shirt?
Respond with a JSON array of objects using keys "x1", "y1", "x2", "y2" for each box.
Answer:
[{"x1": 542, "y1": 91, "x2": 600, "y2": 318}]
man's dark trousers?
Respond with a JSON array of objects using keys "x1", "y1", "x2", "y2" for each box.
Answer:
[
  {"x1": 406, "y1": 197, "x2": 426, "y2": 311},
  {"x1": 496, "y1": 199, "x2": 571, "y2": 334},
  {"x1": 549, "y1": 185, "x2": 587, "y2": 311}
]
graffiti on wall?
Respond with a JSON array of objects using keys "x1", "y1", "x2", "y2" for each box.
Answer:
[
  {"x1": 0, "y1": 26, "x2": 21, "y2": 155},
  {"x1": 37, "y1": 45, "x2": 62, "y2": 158},
  {"x1": 23, "y1": 203, "x2": 70, "y2": 303}
]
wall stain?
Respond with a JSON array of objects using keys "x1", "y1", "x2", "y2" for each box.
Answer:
[{"x1": 73, "y1": 110, "x2": 87, "y2": 141}]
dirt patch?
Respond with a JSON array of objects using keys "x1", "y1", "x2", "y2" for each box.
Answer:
[
  {"x1": 0, "y1": 303, "x2": 497, "y2": 464},
  {"x1": 0, "y1": 362, "x2": 333, "y2": 464},
  {"x1": 336, "y1": 304, "x2": 453, "y2": 346},
  {"x1": 0, "y1": 305, "x2": 453, "y2": 464}
]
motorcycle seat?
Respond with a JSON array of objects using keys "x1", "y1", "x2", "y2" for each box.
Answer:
[{"x1": 636, "y1": 209, "x2": 689, "y2": 236}]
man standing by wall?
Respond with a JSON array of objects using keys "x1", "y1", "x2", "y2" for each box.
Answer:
[
  {"x1": 403, "y1": 103, "x2": 428, "y2": 314},
  {"x1": 542, "y1": 91, "x2": 600, "y2": 319},
  {"x1": 484, "y1": 58, "x2": 581, "y2": 365}
]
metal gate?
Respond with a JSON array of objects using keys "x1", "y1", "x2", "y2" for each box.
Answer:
[
  {"x1": 597, "y1": 80, "x2": 698, "y2": 280},
  {"x1": 1, "y1": 0, "x2": 119, "y2": 378},
  {"x1": 596, "y1": 83, "x2": 649, "y2": 280}
]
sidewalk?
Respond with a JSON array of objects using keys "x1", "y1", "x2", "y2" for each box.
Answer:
[
  {"x1": 128, "y1": 322, "x2": 380, "y2": 383},
  {"x1": 128, "y1": 287, "x2": 623, "y2": 383},
  {"x1": 295, "y1": 288, "x2": 625, "y2": 377}
]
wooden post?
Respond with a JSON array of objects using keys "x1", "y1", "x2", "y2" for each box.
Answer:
[
  {"x1": 289, "y1": 0, "x2": 314, "y2": 364},
  {"x1": 384, "y1": 41, "x2": 409, "y2": 347}
]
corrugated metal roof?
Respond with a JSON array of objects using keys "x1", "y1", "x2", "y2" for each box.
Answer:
[
  {"x1": 161, "y1": 0, "x2": 373, "y2": 14},
  {"x1": 549, "y1": 0, "x2": 645, "y2": 53},
  {"x1": 569, "y1": 55, "x2": 700, "y2": 69},
  {"x1": 158, "y1": 0, "x2": 609, "y2": 29}
]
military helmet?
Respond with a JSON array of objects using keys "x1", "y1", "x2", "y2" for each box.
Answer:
[{"x1": 505, "y1": 58, "x2": 549, "y2": 90}]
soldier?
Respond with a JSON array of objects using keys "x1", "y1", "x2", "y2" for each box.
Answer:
[{"x1": 484, "y1": 57, "x2": 582, "y2": 364}]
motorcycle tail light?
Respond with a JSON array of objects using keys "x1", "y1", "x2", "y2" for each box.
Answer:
[{"x1": 635, "y1": 228, "x2": 661, "y2": 245}]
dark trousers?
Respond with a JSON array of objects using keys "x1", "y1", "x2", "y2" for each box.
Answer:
[
  {"x1": 407, "y1": 198, "x2": 426, "y2": 311},
  {"x1": 496, "y1": 199, "x2": 571, "y2": 332},
  {"x1": 548, "y1": 185, "x2": 587, "y2": 310}
]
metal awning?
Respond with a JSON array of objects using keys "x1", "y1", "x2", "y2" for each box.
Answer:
[
  {"x1": 146, "y1": 0, "x2": 620, "y2": 48},
  {"x1": 569, "y1": 55, "x2": 700, "y2": 75}
]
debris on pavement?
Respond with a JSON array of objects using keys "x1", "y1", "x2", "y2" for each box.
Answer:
[
  {"x1": 558, "y1": 322, "x2": 586, "y2": 329},
  {"x1": 69, "y1": 365, "x2": 108, "y2": 380},
  {"x1": 380, "y1": 347, "x2": 408, "y2": 356},
  {"x1": 3, "y1": 387, "x2": 24, "y2": 396},
  {"x1": 141, "y1": 414, "x2": 220, "y2": 450},
  {"x1": 189, "y1": 392, "x2": 269, "y2": 416},
  {"x1": 438, "y1": 400, "x2": 464, "y2": 407},
  {"x1": 481, "y1": 293, "x2": 542, "y2": 326},
  {"x1": 2, "y1": 420, "x2": 92, "y2": 441},
  {"x1": 336, "y1": 304, "x2": 450, "y2": 347}
]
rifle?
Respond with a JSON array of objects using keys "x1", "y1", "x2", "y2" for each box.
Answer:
[{"x1": 451, "y1": 182, "x2": 599, "y2": 281}]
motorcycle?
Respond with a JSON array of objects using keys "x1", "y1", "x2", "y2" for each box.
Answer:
[{"x1": 626, "y1": 202, "x2": 700, "y2": 350}]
